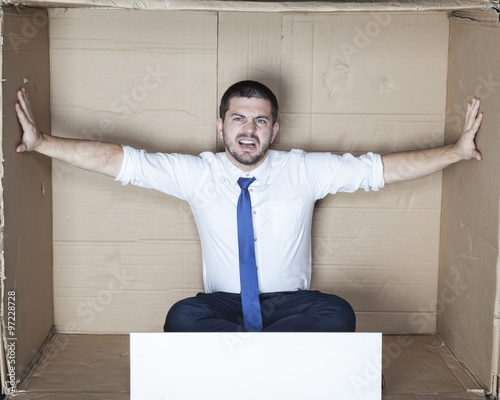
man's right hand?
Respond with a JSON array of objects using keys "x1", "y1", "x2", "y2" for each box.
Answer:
[
  {"x1": 14, "y1": 87, "x2": 124, "y2": 178},
  {"x1": 15, "y1": 88, "x2": 45, "y2": 153}
]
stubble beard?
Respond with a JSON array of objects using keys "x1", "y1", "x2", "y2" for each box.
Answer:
[{"x1": 223, "y1": 133, "x2": 271, "y2": 167}]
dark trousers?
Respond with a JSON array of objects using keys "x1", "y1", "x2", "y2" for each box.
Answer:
[{"x1": 163, "y1": 290, "x2": 356, "y2": 332}]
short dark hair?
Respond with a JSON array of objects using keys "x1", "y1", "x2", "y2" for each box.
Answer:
[{"x1": 219, "y1": 80, "x2": 279, "y2": 124}]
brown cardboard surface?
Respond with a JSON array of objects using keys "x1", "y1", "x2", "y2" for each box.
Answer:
[
  {"x1": 49, "y1": 8, "x2": 217, "y2": 333},
  {"x1": 450, "y1": 7, "x2": 500, "y2": 22},
  {"x1": 216, "y1": 11, "x2": 282, "y2": 154},
  {"x1": 49, "y1": 10, "x2": 450, "y2": 335},
  {"x1": 0, "y1": 4, "x2": 498, "y2": 397},
  {"x1": 277, "y1": 12, "x2": 448, "y2": 333},
  {"x1": 382, "y1": 335, "x2": 481, "y2": 395},
  {"x1": 0, "y1": 6, "x2": 53, "y2": 391},
  {"x1": 277, "y1": 12, "x2": 448, "y2": 332},
  {"x1": 2, "y1": 0, "x2": 496, "y2": 12},
  {"x1": 383, "y1": 394, "x2": 485, "y2": 399},
  {"x1": 439, "y1": 18, "x2": 500, "y2": 390},
  {"x1": 8, "y1": 334, "x2": 485, "y2": 399},
  {"x1": 17, "y1": 334, "x2": 129, "y2": 394}
]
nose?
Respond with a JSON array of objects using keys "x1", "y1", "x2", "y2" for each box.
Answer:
[{"x1": 243, "y1": 120, "x2": 257, "y2": 134}]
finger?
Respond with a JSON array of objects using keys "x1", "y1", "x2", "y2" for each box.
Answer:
[
  {"x1": 16, "y1": 89, "x2": 30, "y2": 117},
  {"x1": 464, "y1": 98, "x2": 480, "y2": 131},
  {"x1": 17, "y1": 88, "x2": 34, "y2": 122},
  {"x1": 23, "y1": 88, "x2": 35, "y2": 117},
  {"x1": 464, "y1": 101, "x2": 473, "y2": 129},
  {"x1": 469, "y1": 111, "x2": 484, "y2": 135},
  {"x1": 471, "y1": 144, "x2": 482, "y2": 161},
  {"x1": 15, "y1": 102, "x2": 29, "y2": 126},
  {"x1": 16, "y1": 143, "x2": 27, "y2": 153}
]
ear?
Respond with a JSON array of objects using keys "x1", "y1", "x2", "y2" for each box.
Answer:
[
  {"x1": 270, "y1": 121, "x2": 279, "y2": 144},
  {"x1": 217, "y1": 117, "x2": 224, "y2": 140}
]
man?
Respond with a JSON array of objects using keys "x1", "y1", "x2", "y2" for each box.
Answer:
[{"x1": 15, "y1": 81, "x2": 483, "y2": 334}]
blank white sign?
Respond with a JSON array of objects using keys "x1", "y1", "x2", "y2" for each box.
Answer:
[{"x1": 131, "y1": 332, "x2": 381, "y2": 400}]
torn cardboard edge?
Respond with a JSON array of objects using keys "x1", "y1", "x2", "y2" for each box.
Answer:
[
  {"x1": 0, "y1": 328, "x2": 56, "y2": 395},
  {"x1": 14, "y1": 327, "x2": 56, "y2": 390},
  {"x1": 0, "y1": 6, "x2": 8, "y2": 395},
  {"x1": 450, "y1": 7, "x2": 500, "y2": 22},
  {"x1": 1, "y1": 0, "x2": 498, "y2": 12},
  {"x1": 491, "y1": 287, "x2": 500, "y2": 397}
]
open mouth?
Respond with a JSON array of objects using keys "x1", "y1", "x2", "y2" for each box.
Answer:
[{"x1": 238, "y1": 138, "x2": 257, "y2": 149}]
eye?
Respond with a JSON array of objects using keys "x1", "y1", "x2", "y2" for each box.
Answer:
[
  {"x1": 256, "y1": 119, "x2": 266, "y2": 124},
  {"x1": 234, "y1": 117, "x2": 243, "y2": 122}
]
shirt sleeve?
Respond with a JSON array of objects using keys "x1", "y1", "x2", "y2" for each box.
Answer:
[
  {"x1": 115, "y1": 145, "x2": 205, "y2": 201},
  {"x1": 305, "y1": 152, "x2": 385, "y2": 200}
]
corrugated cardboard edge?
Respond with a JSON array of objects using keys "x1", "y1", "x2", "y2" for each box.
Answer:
[
  {"x1": 492, "y1": 246, "x2": 500, "y2": 397},
  {"x1": 13, "y1": 327, "x2": 56, "y2": 389},
  {"x1": 0, "y1": 0, "x2": 497, "y2": 11},
  {"x1": 0, "y1": 5, "x2": 53, "y2": 394},
  {"x1": 450, "y1": 7, "x2": 500, "y2": 22},
  {"x1": 440, "y1": 17, "x2": 500, "y2": 393},
  {"x1": 0, "y1": 7, "x2": 6, "y2": 396}
]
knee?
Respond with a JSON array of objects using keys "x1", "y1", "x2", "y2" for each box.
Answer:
[
  {"x1": 336, "y1": 298, "x2": 356, "y2": 332},
  {"x1": 316, "y1": 293, "x2": 356, "y2": 332},
  {"x1": 163, "y1": 299, "x2": 201, "y2": 332}
]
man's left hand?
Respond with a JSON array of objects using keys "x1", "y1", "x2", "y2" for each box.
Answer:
[{"x1": 454, "y1": 97, "x2": 483, "y2": 161}]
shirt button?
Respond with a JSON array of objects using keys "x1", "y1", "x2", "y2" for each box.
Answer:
[
  {"x1": 254, "y1": 238, "x2": 257, "y2": 242},
  {"x1": 245, "y1": 173, "x2": 250, "y2": 177},
  {"x1": 253, "y1": 211, "x2": 257, "y2": 215},
  {"x1": 256, "y1": 266, "x2": 259, "y2": 270},
  {"x1": 249, "y1": 188, "x2": 253, "y2": 192}
]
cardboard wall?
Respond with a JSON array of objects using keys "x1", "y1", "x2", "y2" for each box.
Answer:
[
  {"x1": 439, "y1": 17, "x2": 500, "y2": 390},
  {"x1": 2, "y1": 0, "x2": 495, "y2": 12},
  {"x1": 49, "y1": 9, "x2": 449, "y2": 334},
  {"x1": 0, "y1": 6, "x2": 53, "y2": 383},
  {"x1": 50, "y1": 8, "x2": 217, "y2": 333}
]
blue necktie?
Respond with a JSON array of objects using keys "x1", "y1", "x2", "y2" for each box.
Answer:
[{"x1": 237, "y1": 177, "x2": 263, "y2": 332}]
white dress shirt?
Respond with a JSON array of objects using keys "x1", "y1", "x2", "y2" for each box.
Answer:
[{"x1": 116, "y1": 146, "x2": 385, "y2": 294}]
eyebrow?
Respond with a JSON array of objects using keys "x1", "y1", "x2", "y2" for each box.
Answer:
[{"x1": 231, "y1": 113, "x2": 269, "y2": 120}]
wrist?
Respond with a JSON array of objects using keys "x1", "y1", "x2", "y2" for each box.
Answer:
[
  {"x1": 450, "y1": 142, "x2": 466, "y2": 162},
  {"x1": 33, "y1": 132, "x2": 49, "y2": 153}
]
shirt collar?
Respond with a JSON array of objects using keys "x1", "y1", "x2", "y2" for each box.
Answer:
[{"x1": 223, "y1": 151, "x2": 273, "y2": 187}]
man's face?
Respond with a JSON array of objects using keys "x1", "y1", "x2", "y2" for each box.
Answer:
[{"x1": 217, "y1": 97, "x2": 279, "y2": 171}]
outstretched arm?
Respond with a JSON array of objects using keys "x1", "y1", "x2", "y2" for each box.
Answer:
[
  {"x1": 15, "y1": 88, "x2": 124, "y2": 178},
  {"x1": 382, "y1": 97, "x2": 483, "y2": 185}
]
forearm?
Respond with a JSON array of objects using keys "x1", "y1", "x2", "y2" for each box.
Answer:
[
  {"x1": 36, "y1": 133, "x2": 124, "y2": 178},
  {"x1": 382, "y1": 144, "x2": 462, "y2": 184},
  {"x1": 382, "y1": 98, "x2": 483, "y2": 185}
]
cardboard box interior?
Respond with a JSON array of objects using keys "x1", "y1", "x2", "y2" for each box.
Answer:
[{"x1": 0, "y1": 2, "x2": 499, "y2": 398}]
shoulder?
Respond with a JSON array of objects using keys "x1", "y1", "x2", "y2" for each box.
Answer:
[
  {"x1": 268, "y1": 149, "x2": 306, "y2": 165},
  {"x1": 269, "y1": 149, "x2": 333, "y2": 167}
]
